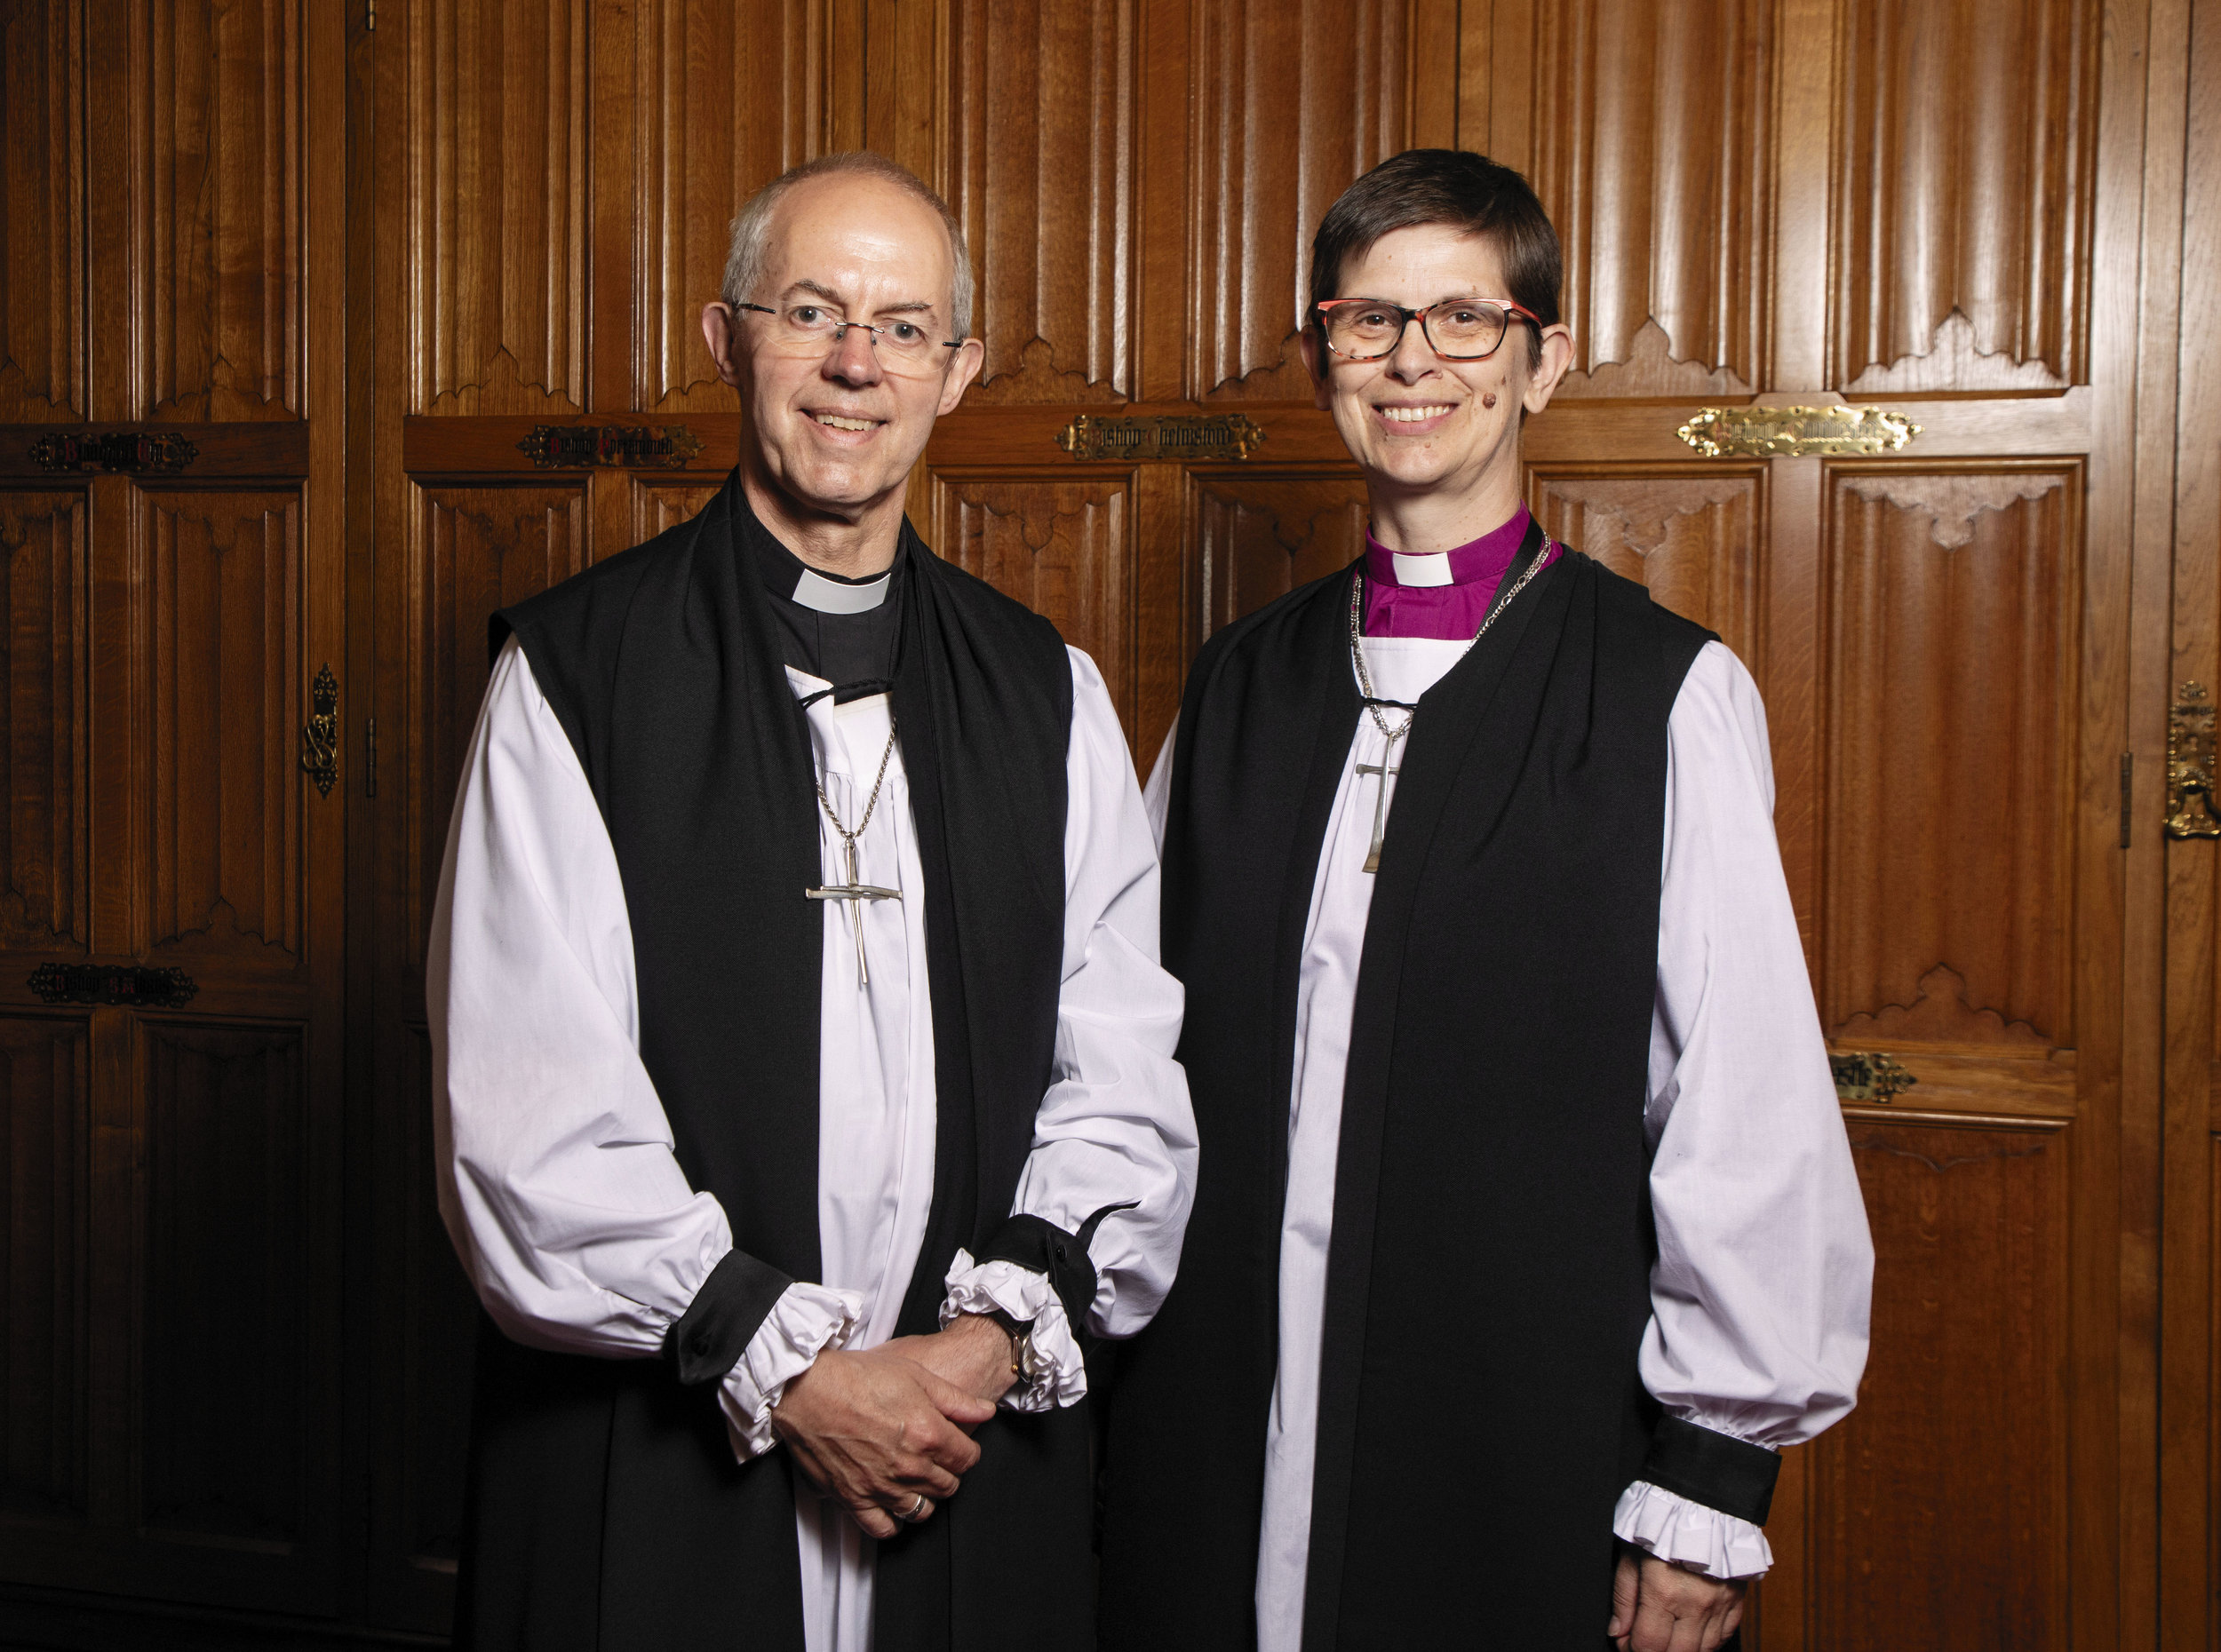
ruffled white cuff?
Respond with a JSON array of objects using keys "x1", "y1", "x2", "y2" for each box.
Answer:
[
  {"x1": 939, "y1": 1251, "x2": 1086, "y2": 1413},
  {"x1": 1612, "y1": 1479, "x2": 1775, "y2": 1579},
  {"x1": 715, "y1": 1281, "x2": 864, "y2": 1462}
]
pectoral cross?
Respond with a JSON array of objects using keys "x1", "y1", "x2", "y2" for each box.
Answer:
[
  {"x1": 1357, "y1": 731, "x2": 1405, "y2": 874},
  {"x1": 807, "y1": 838, "x2": 903, "y2": 988}
]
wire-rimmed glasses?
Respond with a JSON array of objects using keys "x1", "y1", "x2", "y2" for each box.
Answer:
[
  {"x1": 1314, "y1": 296, "x2": 1541, "y2": 362},
  {"x1": 736, "y1": 301, "x2": 964, "y2": 374}
]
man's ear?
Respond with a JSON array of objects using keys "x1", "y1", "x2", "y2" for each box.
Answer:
[
  {"x1": 701, "y1": 302, "x2": 744, "y2": 390},
  {"x1": 936, "y1": 337, "x2": 985, "y2": 416},
  {"x1": 1299, "y1": 327, "x2": 1332, "y2": 411},
  {"x1": 1522, "y1": 323, "x2": 1575, "y2": 416}
]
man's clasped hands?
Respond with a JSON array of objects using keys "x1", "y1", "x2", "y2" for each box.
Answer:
[{"x1": 768, "y1": 1314, "x2": 1016, "y2": 1539}]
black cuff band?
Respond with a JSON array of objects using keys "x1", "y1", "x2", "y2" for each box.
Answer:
[
  {"x1": 664, "y1": 1250, "x2": 795, "y2": 1386},
  {"x1": 1636, "y1": 1416, "x2": 1781, "y2": 1526},
  {"x1": 975, "y1": 1202, "x2": 1136, "y2": 1328}
]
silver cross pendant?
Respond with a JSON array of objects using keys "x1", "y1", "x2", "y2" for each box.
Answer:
[
  {"x1": 1356, "y1": 731, "x2": 1405, "y2": 875},
  {"x1": 806, "y1": 838, "x2": 903, "y2": 987}
]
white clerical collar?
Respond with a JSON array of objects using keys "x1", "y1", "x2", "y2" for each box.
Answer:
[
  {"x1": 791, "y1": 565, "x2": 893, "y2": 614},
  {"x1": 1389, "y1": 552, "x2": 1454, "y2": 587}
]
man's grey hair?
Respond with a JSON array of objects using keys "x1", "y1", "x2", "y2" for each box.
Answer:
[{"x1": 720, "y1": 151, "x2": 975, "y2": 342}]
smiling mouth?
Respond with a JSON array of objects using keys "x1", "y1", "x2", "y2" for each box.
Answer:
[
  {"x1": 810, "y1": 412, "x2": 881, "y2": 433},
  {"x1": 1377, "y1": 404, "x2": 1456, "y2": 424}
]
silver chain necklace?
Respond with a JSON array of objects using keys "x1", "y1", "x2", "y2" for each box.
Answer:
[
  {"x1": 1344, "y1": 539, "x2": 1553, "y2": 872},
  {"x1": 804, "y1": 716, "x2": 904, "y2": 988}
]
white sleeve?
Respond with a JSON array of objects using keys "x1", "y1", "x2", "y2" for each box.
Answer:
[
  {"x1": 1613, "y1": 641, "x2": 1874, "y2": 1580},
  {"x1": 429, "y1": 639, "x2": 860, "y2": 1459},
  {"x1": 941, "y1": 647, "x2": 1198, "y2": 1411}
]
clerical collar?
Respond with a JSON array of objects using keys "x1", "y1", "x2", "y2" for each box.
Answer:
[
  {"x1": 1363, "y1": 505, "x2": 1532, "y2": 590},
  {"x1": 1359, "y1": 507, "x2": 1553, "y2": 641},
  {"x1": 752, "y1": 520, "x2": 904, "y2": 688},
  {"x1": 753, "y1": 529, "x2": 896, "y2": 612}
]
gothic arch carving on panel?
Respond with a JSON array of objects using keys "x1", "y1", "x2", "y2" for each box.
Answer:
[
  {"x1": 1839, "y1": 467, "x2": 2066, "y2": 551},
  {"x1": 634, "y1": 0, "x2": 846, "y2": 412},
  {"x1": 0, "y1": 494, "x2": 84, "y2": 949},
  {"x1": 1843, "y1": 310, "x2": 2071, "y2": 397},
  {"x1": 1530, "y1": 0, "x2": 1770, "y2": 394},
  {"x1": 1832, "y1": 0, "x2": 2098, "y2": 391},
  {"x1": 930, "y1": 474, "x2": 1132, "y2": 726},
  {"x1": 953, "y1": 0, "x2": 1134, "y2": 404},
  {"x1": 1531, "y1": 469, "x2": 1758, "y2": 654},
  {"x1": 1554, "y1": 321, "x2": 1752, "y2": 400},
  {"x1": 1832, "y1": 963, "x2": 2050, "y2": 1050},
  {"x1": 1190, "y1": 473, "x2": 1368, "y2": 635},
  {"x1": 146, "y1": 493, "x2": 304, "y2": 964},
  {"x1": 1190, "y1": 0, "x2": 1415, "y2": 401},
  {"x1": 0, "y1": 0, "x2": 84, "y2": 420},
  {"x1": 1819, "y1": 473, "x2": 2078, "y2": 1051},
  {"x1": 409, "y1": 0, "x2": 588, "y2": 414},
  {"x1": 131, "y1": 0, "x2": 303, "y2": 421}
]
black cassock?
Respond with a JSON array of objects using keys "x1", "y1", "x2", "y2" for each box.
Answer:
[
  {"x1": 453, "y1": 476, "x2": 1107, "y2": 1652},
  {"x1": 1098, "y1": 538, "x2": 1777, "y2": 1649}
]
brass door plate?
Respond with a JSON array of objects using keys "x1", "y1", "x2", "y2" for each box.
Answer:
[
  {"x1": 1055, "y1": 413, "x2": 1266, "y2": 463},
  {"x1": 2167, "y1": 682, "x2": 2221, "y2": 838},
  {"x1": 517, "y1": 424, "x2": 706, "y2": 469},
  {"x1": 1829, "y1": 1051, "x2": 1918, "y2": 1103},
  {"x1": 1676, "y1": 405, "x2": 1921, "y2": 459}
]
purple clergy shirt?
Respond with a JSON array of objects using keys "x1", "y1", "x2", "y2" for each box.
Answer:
[{"x1": 1360, "y1": 504, "x2": 1558, "y2": 640}]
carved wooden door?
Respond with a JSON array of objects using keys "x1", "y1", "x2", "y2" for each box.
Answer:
[{"x1": 0, "y1": 0, "x2": 351, "y2": 1622}]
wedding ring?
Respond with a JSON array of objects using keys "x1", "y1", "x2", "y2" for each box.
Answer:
[{"x1": 899, "y1": 1492, "x2": 927, "y2": 1522}]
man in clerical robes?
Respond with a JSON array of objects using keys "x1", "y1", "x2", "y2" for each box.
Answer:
[
  {"x1": 1098, "y1": 149, "x2": 1871, "y2": 1652},
  {"x1": 429, "y1": 151, "x2": 1196, "y2": 1652}
]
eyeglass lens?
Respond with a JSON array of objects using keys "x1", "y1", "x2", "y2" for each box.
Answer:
[
  {"x1": 763, "y1": 303, "x2": 944, "y2": 368},
  {"x1": 1325, "y1": 299, "x2": 1510, "y2": 361}
]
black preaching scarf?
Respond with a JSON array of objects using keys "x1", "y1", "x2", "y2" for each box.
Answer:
[
  {"x1": 1100, "y1": 540, "x2": 1750, "y2": 1649},
  {"x1": 453, "y1": 474, "x2": 1096, "y2": 1652}
]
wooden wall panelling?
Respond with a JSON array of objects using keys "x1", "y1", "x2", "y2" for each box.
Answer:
[
  {"x1": 0, "y1": 492, "x2": 87, "y2": 955},
  {"x1": 413, "y1": 482, "x2": 588, "y2": 947},
  {"x1": 1527, "y1": 465, "x2": 1763, "y2": 659},
  {"x1": 1819, "y1": 465, "x2": 2080, "y2": 1056},
  {"x1": 81, "y1": 0, "x2": 306, "y2": 422},
  {"x1": 628, "y1": 0, "x2": 852, "y2": 414},
  {"x1": 1831, "y1": 0, "x2": 2098, "y2": 393},
  {"x1": 1803, "y1": 1114, "x2": 2073, "y2": 1650},
  {"x1": 1525, "y1": 0, "x2": 1771, "y2": 396},
  {"x1": 0, "y1": 0, "x2": 84, "y2": 423},
  {"x1": 2160, "y1": 0, "x2": 2221, "y2": 1640},
  {"x1": 407, "y1": 0, "x2": 588, "y2": 414},
  {"x1": 0, "y1": 1013, "x2": 90, "y2": 1529},
  {"x1": 141, "y1": 489, "x2": 302, "y2": 978},
  {"x1": 1187, "y1": 0, "x2": 1421, "y2": 401},
  {"x1": 930, "y1": 470, "x2": 1134, "y2": 735},
  {"x1": 135, "y1": 1021, "x2": 321, "y2": 1561},
  {"x1": 1188, "y1": 469, "x2": 1367, "y2": 641},
  {"x1": 948, "y1": 0, "x2": 1134, "y2": 404}
]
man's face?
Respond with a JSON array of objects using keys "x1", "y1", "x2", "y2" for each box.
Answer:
[
  {"x1": 1302, "y1": 225, "x2": 1571, "y2": 506},
  {"x1": 703, "y1": 174, "x2": 982, "y2": 524}
]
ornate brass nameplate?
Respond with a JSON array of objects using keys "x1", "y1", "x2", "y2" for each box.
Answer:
[
  {"x1": 1829, "y1": 1051, "x2": 1918, "y2": 1104},
  {"x1": 300, "y1": 663, "x2": 339, "y2": 798},
  {"x1": 1676, "y1": 405, "x2": 1921, "y2": 459},
  {"x1": 28, "y1": 963, "x2": 198, "y2": 1009},
  {"x1": 1055, "y1": 413, "x2": 1267, "y2": 463},
  {"x1": 2167, "y1": 682, "x2": 2221, "y2": 838},
  {"x1": 518, "y1": 424, "x2": 705, "y2": 469},
  {"x1": 29, "y1": 431, "x2": 198, "y2": 473}
]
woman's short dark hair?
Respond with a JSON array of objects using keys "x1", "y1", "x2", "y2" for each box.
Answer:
[{"x1": 1308, "y1": 149, "x2": 1561, "y2": 370}]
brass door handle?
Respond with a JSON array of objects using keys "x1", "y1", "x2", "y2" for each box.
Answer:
[
  {"x1": 300, "y1": 663, "x2": 338, "y2": 798},
  {"x1": 1830, "y1": 1051, "x2": 1917, "y2": 1103}
]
